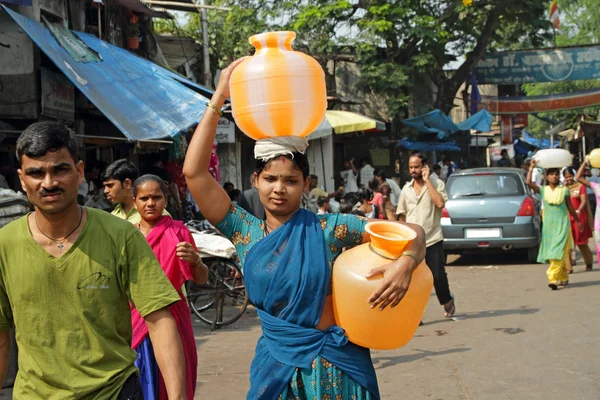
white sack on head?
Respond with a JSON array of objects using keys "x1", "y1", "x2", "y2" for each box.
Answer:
[{"x1": 254, "y1": 136, "x2": 309, "y2": 161}]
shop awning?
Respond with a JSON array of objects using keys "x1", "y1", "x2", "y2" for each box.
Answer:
[
  {"x1": 3, "y1": 6, "x2": 213, "y2": 141},
  {"x1": 401, "y1": 110, "x2": 460, "y2": 140},
  {"x1": 402, "y1": 109, "x2": 494, "y2": 140},
  {"x1": 457, "y1": 109, "x2": 493, "y2": 133},
  {"x1": 306, "y1": 110, "x2": 386, "y2": 140}
]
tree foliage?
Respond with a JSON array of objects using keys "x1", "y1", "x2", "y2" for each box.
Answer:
[
  {"x1": 522, "y1": 0, "x2": 600, "y2": 135},
  {"x1": 156, "y1": 0, "x2": 552, "y2": 122}
]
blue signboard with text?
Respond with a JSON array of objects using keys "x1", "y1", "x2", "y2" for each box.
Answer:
[{"x1": 475, "y1": 45, "x2": 600, "y2": 84}]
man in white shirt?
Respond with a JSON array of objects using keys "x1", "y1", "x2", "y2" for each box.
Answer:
[
  {"x1": 359, "y1": 157, "x2": 374, "y2": 188},
  {"x1": 397, "y1": 153, "x2": 455, "y2": 318},
  {"x1": 340, "y1": 158, "x2": 359, "y2": 193}
]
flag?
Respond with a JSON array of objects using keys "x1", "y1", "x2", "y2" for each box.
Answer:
[
  {"x1": 470, "y1": 73, "x2": 481, "y2": 116},
  {"x1": 549, "y1": 0, "x2": 560, "y2": 29}
]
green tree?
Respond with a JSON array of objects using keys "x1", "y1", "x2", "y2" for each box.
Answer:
[
  {"x1": 523, "y1": 0, "x2": 600, "y2": 135},
  {"x1": 156, "y1": 0, "x2": 552, "y2": 121}
]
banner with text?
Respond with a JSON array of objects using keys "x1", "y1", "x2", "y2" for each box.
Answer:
[{"x1": 475, "y1": 45, "x2": 600, "y2": 84}]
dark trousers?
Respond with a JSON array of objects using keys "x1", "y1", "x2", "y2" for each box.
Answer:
[
  {"x1": 117, "y1": 373, "x2": 144, "y2": 400},
  {"x1": 424, "y1": 241, "x2": 453, "y2": 305}
]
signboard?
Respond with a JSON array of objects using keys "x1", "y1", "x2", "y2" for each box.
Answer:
[
  {"x1": 215, "y1": 117, "x2": 235, "y2": 143},
  {"x1": 475, "y1": 45, "x2": 600, "y2": 84},
  {"x1": 369, "y1": 148, "x2": 390, "y2": 167},
  {"x1": 41, "y1": 68, "x2": 74, "y2": 120}
]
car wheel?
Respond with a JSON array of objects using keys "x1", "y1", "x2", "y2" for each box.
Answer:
[{"x1": 527, "y1": 245, "x2": 539, "y2": 264}]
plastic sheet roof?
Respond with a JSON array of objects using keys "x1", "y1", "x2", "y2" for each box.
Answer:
[
  {"x1": 402, "y1": 109, "x2": 493, "y2": 140},
  {"x1": 4, "y1": 6, "x2": 213, "y2": 140}
]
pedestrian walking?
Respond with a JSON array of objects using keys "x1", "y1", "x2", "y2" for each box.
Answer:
[
  {"x1": 0, "y1": 122, "x2": 187, "y2": 398},
  {"x1": 368, "y1": 179, "x2": 385, "y2": 219},
  {"x1": 359, "y1": 157, "x2": 374, "y2": 188},
  {"x1": 576, "y1": 158, "x2": 600, "y2": 270},
  {"x1": 527, "y1": 160, "x2": 582, "y2": 289},
  {"x1": 182, "y1": 58, "x2": 427, "y2": 400},
  {"x1": 340, "y1": 158, "x2": 359, "y2": 193},
  {"x1": 356, "y1": 188, "x2": 377, "y2": 218},
  {"x1": 103, "y1": 159, "x2": 170, "y2": 224},
  {"x1": 396, "y1": 153, "x2": 455, "y2": 318},
  {"x1": 373, "y1": 169, "x2": 395, "y2": 220},
  {"x1": 131, "y1": 174, "x2": 208, "y2": 399},
  {"x1": 562, "y1": 167, "x2": 594, "y2": 271}
]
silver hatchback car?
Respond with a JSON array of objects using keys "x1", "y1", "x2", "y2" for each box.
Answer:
[{"x1": 441, "y1": 168, "x2": 541, "y2": 263}]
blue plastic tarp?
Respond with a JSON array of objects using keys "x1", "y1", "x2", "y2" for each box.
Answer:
[
  {"x1": 401, "y1": 110, "x2": 460, "y2": 140},
  {"x1": 520, "y1": 130, "x2": 559, "y2": 149},
  {"x1": 457, "y1": 109, "x2": 493, "y2": 132},
  {"x1": 396, "y1": 138, "x2": 461, "y2": 152},
  {"x1": 3, "y1": 6, "x2": 213, "y2": 140}
]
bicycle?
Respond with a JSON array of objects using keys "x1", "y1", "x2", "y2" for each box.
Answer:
[{"x1": 185, "y1": 256, "x2": 249, "y2": 330}]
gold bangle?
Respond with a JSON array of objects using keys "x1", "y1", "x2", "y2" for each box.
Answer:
[
  {"x1": 400, "y1": 250, "x2": 419, "y2": 265},
  {"x1": 206, "y1": 101, "x2": 223, "y2": 116}
]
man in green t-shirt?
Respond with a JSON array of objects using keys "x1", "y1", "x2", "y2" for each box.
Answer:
[{"x1": 0, "y1": 122, "x2": 186, "y2": 399}]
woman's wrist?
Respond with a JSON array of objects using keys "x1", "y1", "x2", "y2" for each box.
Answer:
[
  {"x1": 192, "y1": 252, "x2": 203, "y2": 268},
  {"x1": 210, "y1": 92, "x2": 227, "y2": 108}
]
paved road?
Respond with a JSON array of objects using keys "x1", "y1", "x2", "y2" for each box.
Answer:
[
  {"x1": 195, "y1": 251, "x2": 600, "y2": 399},
  {"x1": 2, "y1": 251, "x2": 599, "y2": 399}
]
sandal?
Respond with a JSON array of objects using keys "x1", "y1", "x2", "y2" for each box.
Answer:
[
  {"x1": 444, "y1": 295, "x2": 455, "y2": 318},
  {"x1": 585, "y1": 265, "x2": 593, "y2": 271}
]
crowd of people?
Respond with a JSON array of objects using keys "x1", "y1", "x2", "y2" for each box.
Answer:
[{"x1": 0, "y1": 55, "x2": 596, "y2": 400}]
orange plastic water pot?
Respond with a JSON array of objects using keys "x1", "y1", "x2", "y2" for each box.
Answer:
[
  {"x1": 229, "y1": 31, "x2": 327, "y2": 140},
  {"x1": 332, "y1": 221, "x2": 433, "y2": 350}
]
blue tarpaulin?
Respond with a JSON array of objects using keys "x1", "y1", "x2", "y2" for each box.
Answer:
[
  {"x1": 519, "y1": 130, "x2": 559, "y2": 149},
  {"x1": 401, "y1": 109, "x2": 492, "y2": 140},
  {"x1": 3, "y1": 6, "x2": 213, "y2": 140},
  {"x1": 401, "y1": 110, "x2": 459, "y2": 140},
  {"x1": 396, "y1": 138, "x2": 461, "y2": 152},
  {"x1": 457, "y1": 109, "x2": 493, "y2": 132}
]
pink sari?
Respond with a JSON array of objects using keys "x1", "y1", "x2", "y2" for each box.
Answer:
[{"x1": 131, "y1": 216, "x2": 198, "y2": 400}]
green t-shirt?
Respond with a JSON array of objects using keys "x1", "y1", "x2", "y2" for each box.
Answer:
[{"x1": 0, "y1": 208, "x2": 181, "y2": 399}]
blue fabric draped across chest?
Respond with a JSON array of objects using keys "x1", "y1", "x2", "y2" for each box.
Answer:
[{"x1": 241, "y1": 209, "x2": 379, "y2": 399}]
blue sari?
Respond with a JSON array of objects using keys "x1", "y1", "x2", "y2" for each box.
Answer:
[{"x1": 243, "y1": 209, "x2": 379, "y2": 399}]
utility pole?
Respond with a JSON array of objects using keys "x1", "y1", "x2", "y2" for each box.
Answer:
[{"x1": 199, "y1": 0, "x2": 212, "y2": 87}]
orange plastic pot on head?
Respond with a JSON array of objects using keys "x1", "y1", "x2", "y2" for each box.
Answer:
[
  {"x1": 332, "y1": 221, "x2": 433, "y2": 350},
  {"x1": 229, "y1": 31, "x2": 327, "y2": 140}
]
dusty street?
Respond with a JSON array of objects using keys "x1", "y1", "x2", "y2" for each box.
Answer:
[
  {"x1": 194, "y1": 251, "x2": 600, "y2": 400},
  {"x1": 1, "y1": 252, "x2": 598, "y2": 400}
]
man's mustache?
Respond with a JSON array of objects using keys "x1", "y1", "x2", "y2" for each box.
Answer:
[{"x1": 40, "y1": 188, "x2": 65, "y2": 196}]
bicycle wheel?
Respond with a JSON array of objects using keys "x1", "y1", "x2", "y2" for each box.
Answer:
[
  {"x1": 190, "y1": 258, "x2": 249, "y2": 328},
  {"x1": 186, "y1": 278, "x2": 215, "y2": 316}
]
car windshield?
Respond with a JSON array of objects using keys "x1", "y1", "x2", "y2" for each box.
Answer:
[{"x1": 447, "y1": 173, "x2": 525, "y2": 199}]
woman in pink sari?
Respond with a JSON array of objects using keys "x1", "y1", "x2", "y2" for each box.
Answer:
[{"x1": 132, "y1": 174, "x2": 208, "y2": 399}]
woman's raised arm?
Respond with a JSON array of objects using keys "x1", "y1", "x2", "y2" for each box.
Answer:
[
  {"x1": 527, "y1": 159, "x2": 541, "y2": 194},
  {"x1": 183, "y1": 58, "x2": 247, "y2": 226},
  {"x1": 576, "y1": 157, "x2": 592, "y2": 189}
]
